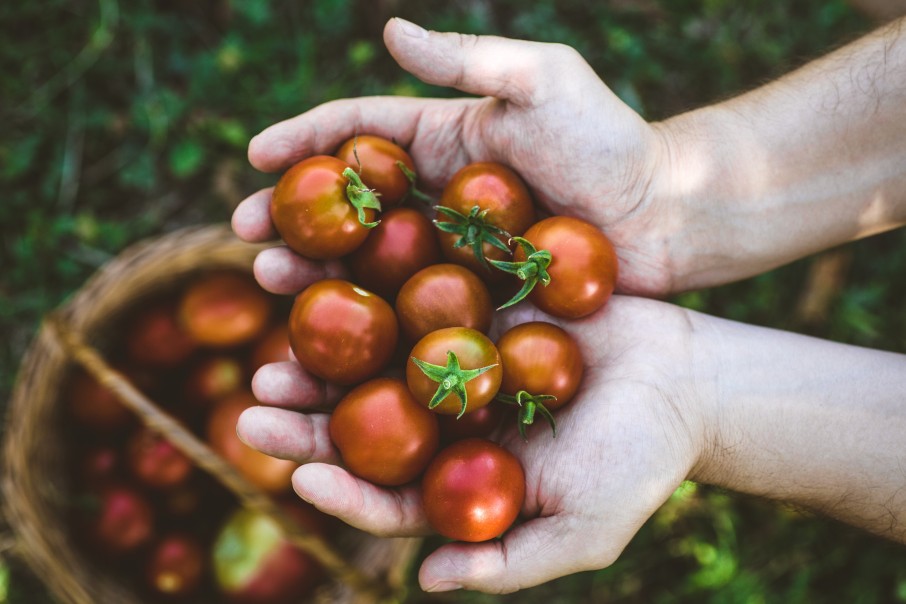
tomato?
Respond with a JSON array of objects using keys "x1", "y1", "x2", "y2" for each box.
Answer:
[
  {"x1": 270, "y1": 155, "x2": 379, "y2": 260},
  {"x1": 66, "y1": 367, "x2": 135, "y2": 433},
  {"x1": 179, "y1": 271, "x2": 273, "y2": 347},
  {"x1": 146, "y1": 533, "x2": 205, "y2": 598},
  {"x1": 435, "y1": 162, "x2": 535, "y2": 278},
  {"x1": 498, "y1": 216, "x2": 618, "y2": 319},
  {"x1": 395, "y1": 264, "x2": 493, "y2": 343},
  {"x1": 125, "y1": 299, "x2": 196, "y2": 367},
  {"x1": 437, "y1": 402, "x2": 505, "y2": 443},
  {"x1": 498, "y1": 322, "x2": 583, "y2": 408},
  {"x1": 249, "y1": 323, "x2": 292, "y2": 372},
  {"x1": 126, "y1": 427, "x2": 194, "y2": 489},
  {"x1": 335, "y1": 135, "x2": 416, "y2": 208},
  {"x1": 406, "y1": 327, "x2": 502, "y2": 416},
  {"x1": 207, "y1": 391, "x2": 297, "y2": 494},
  {"x1": 289, "y1": 279, "x2": 398, "y2": 385},
  {"x1": 78, "y1": 484, "x2": 154, "y2": 554},
  {"x1": 329, "y1": 378, "x2": 439, "y2": 486},
  {"x1": 184, "y1": 354, "x2": 245, "y2": 406},
  {"x1": 346, "y1": 207, "x2": 441, "y2": 300},
  {"x1": 421, "y1": 438, "x2": 525, "y2": 542}
]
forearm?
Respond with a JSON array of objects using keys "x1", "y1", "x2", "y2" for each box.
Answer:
[
  {"x1": 691, "y1": 314, "x2": 906, "y2": 541},
  {"x1": 659, "y1": 18, "x2": 906, "y2": 291}
]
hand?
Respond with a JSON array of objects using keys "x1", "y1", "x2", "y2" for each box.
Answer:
[
  {"x1": 232, "y1": 18, "x2": 677, "y2": 297},
  {"x1": 237, "y1": 296, "x2": 709, "y2": 593}
]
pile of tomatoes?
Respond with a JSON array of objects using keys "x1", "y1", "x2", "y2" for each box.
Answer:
[
  {"x1": 270, "y1": 135, "x2": 618, "y2": 543},
  {"x1": 64, "y1": 271, "x2": 330, "y2": 603}
]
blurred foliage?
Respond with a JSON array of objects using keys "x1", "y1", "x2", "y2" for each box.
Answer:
[{"x1": 2, "y1": 0, "x2": 905, "y2": 602}]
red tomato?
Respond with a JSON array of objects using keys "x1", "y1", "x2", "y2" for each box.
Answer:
[
  {"x1": 207, "y1": 391, "x2": 297, "y2": 494},
  {"x1": 79, "y1": 484, "x2": 154, "y2": 554},
  {"x1": 270, "y1": 155, "x2": 377, "y2": 260},
  {"x1": 249, "y1": 323, "x2": 292, "y2": 372},
  {"x1": 497, "y1": 322, "x2": 584, "y2": 409},
  {"x1": 395, "y1": 264, "x2": 493, "y2": 343},
  {"x1": 511, "y1": 216, "x2": 617, "y2": 319},
  {"x1": 146, "y1": 533, "x2": 205, "y2": 598},
  {"x1": 346, "y1": 207, "x2": 441, "y2": 300},
  {"x1": 125, "y1": 299, "x2": 196, "y2": 367},
  {"x1": 329, "y1": 378, "x2": 439, "y2": 486},
  {"x1": 179, "y1": 271, "x2": 273, "y2": 347},
  {"x1": 422, "y1": 438, "x2": 525, "y2": 542},
  {"x1": 184, "y1": 354, "x2": 245, "y2": 406},
  {"x1": 66, "y1": 367, "x2": 135, "y2": 433},
  {"x1": 435, "y1": 162, "x2": 535, "y2": 278},
  {"x1": 126, "y1": 427, "x2": 194, "y2": 489},
  {"x1": 335, "y1": 135, "x2": 416, "y2": 208},
  {"x1": 289, "y1": 279, "x2": 398, "y2": 385},
  {"x1": 437, "y1": 402, "x2": 505, "y2": 443},
  {"x1": 406, "y1": 327, "x2": 502, "y2": 416}
]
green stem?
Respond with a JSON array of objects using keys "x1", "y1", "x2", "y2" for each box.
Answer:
[
  {"x1": 342, "y1": 167, "x2": 382, "y2": 228},
  {"x1": 489, "y1": 237, "x2": 553, "y2": 310},
  {"x1": 496, "y1": 390, "x2": 558, "y2": 440},
  {"x1": 411, "y1": 351, "x2": 498, "y2": 418}
]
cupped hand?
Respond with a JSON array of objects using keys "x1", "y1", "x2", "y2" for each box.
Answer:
[
  {"x1": 237, "y1": 296, "x2": 712, "y2": 593},
  {"x1": 232, "y1": 18, "x2": 678, "y2": 297}
]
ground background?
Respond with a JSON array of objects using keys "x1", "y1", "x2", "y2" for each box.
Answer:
[{"x1": 2, "y1": 0, "x2": 906, "y2": 602}]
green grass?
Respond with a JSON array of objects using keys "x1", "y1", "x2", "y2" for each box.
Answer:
[{"x1": 2, "y1": 0, "x2": 905, "y2": 602}]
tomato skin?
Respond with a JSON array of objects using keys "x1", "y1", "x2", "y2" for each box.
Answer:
[
  {"x1": 518, "y1": 216, "x2": 618, "y2": 319},
  {"x1": 335, "y1": 135, "x2": 415, "y2": 208},
  {"x1": 395, "y1": 264, "x2": 493, "y2": 343},
  {"x1": 125, "y1": 299, "x2": 196, "y2": 367},
  {"x1": 329, "y1": 378, "x2": 439, "y2": 486},
  {"x1": 436, "y1": 162, "x2": 535, "y2": 277},
  {"x1": 497, "y1": 322, "x2": 584, "y2": 410},
  {"x1": 289, "y1": 279, "x2": 398, "y2": 385},
  {"x1": 406, "y1": 327, "x2": 502, "y2": 415},
  {"x1": 179, "y1": 271, "x2": 273, "y2": 347},
  {"x1": 270, "y1": 155, "x2": 374, "y2": 260},
  {"x1": 422, "y1": 438, "x2": 525, "y2": 542},
  {"x1": 346, "y1": 207, "x2": 441, "y2": 300}
]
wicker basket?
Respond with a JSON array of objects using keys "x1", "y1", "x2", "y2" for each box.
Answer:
[{"x1": 2, "y1": 224, "x2": 420, "y2": 604}]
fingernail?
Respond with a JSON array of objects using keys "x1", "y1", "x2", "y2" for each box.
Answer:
[
  {"x1": 424, "y1": 581, "x2": 462, "y2": 593},
  {"x1": 395, "y1": 17, "x2": 428, "y2": 39}
]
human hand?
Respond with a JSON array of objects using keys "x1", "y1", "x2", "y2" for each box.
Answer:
[
  {"x1": 237, "y1": 296, "x2": 710, "y2": 593},
  {"x1": 232, "y1": 18, "x2": 678, "y2": 297}
]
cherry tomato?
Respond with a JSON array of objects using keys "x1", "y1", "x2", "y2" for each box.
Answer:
[
  {"x1": 179, "y1": 271, "x2": 273, "y2": 347},
  {"x1": 512, "y1": 216, "x2": 617, "y2": 319},
  {"x1": 435, "y1": 162, "x2": 535, "y2": 278},
  {"x1": 270, "y1": 155, "x2": 377, "y2": 260},
  {"x1": 78, "y1": 484, "x2": 154, "y2": 554},
  {"x1": 335, "y1": 135, "x2": 416, "y2": 208},
  {"x1": 395, "y1": 264, "x2": 493, "y2": 343},
  {"x1": 125, "y1": 299, "x2": 196, "y2": 367},
  {"x1": 406, "y1": 327, "x2": 502, "y2": 416},
  {"x1": 421, "y1": 438, "x2": 525, "y2": 542},
  {"x1": 249, "y1": 323, "x2": 292, "y2": 372},
  {"x1": 146, "y1": 533, "x2": 205, "y2": 598},
  {"x1": 289, "y1": 279, "x2": 398, "y2": 385},
  {"x1": 329, "y1": 378, "x2": 439, "y2": 486},
  {"x1": 127, "y1": 427, "x2": 194, "y2": 489},
  {"x1": 67, "y1": 367, "x2": 135, "y2": 433},
  {"x1": 346, "y1": 207, "x2": 441, "y2": 300},
  {"x1": 437, "y1": 402, "x2": 505, "y2": 443},
  {"x1": 497, "y1": 322, "x2": 584, "y2": 408}
]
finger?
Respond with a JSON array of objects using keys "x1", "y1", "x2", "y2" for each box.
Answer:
[
  {"x1": 251, "y1": 361, "x2": 325, "y2": 409},
  {"x1": 292, "y1": 463, "x2": 431, "y2": 538},
  {"x1": 236, "y1": 406, "x2": 339, "y2": 465},
  {"x1": 248, "y1": 96, "x2": 445, "y2": 173},
  {"x1": 384, "y1": 18, "x2": 565, "y2": 106},
  {"x1": 252, "y1": 246, "x2": 346, "y2": 295},
  {"x1": 231, "y1": 188, "x2": 276, "y2": 242},
  {"x1": 419, "y1": 515, "x2": 611, "y2": 593}
]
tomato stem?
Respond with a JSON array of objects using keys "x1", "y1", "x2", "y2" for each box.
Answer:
[
  {"x1": 397, "y1": 160, "x2": 436, "y2": 205},
  {"x1": 433, "y1": 205, "x2": 512, "y2": 273},
  {"x1": 496, "y1": 390, "x2": 558, "y2": 440},
  {"x1": 411, "y1": 350, "x2": 498, "y2": 418},
  {"x1": 342, "y1": 167, "x2": 382, "y2": 228},
  {"x1": 489, "y1": 237, "x2": 553, "y2": 310}
]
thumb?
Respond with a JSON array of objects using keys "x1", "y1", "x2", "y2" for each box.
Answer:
[{"x1": 384, "y1": 18, "x2": 567, "y2": 106}]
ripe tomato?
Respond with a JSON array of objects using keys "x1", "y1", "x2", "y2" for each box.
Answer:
[
  {"x1": 503, "y1": 216, "x2": 618, "y2": 319},
  {"x1": 289, "y1": 279, "x2": 398, "y2": 385},
  {"x1": 395, "y1": 264, "x2": 493, "y2": 343},
  {"x1": 421, "y1": 438, "x2": 525, "y2": 542},
  {"x1": 249, "y1": 323, "x2": 292, "y2": 372},
  {"x1": 179, "y1": 271, "x2": 273, "y2": 347},
  {"x1": 127, "y1": 427, "x2": 194, "y2": 489},
  {"x1": 184, "y1": 354, "x2": 245, "y2": 406},
  {"x1": 346, "y1": 207, "x2": 441, "y2": 300},
  {"x1": 329, "y1": 378, "x2": 439, "y2": 486},
  {"x1": 335, "y1": 135, "x2": 416, "y2": 208},
  {"x1": 435, "y1": 162, "x2": 535, "y2": 278},
  {"x1": 270, "y1": 155, "x2": 379, "y2": 260},
  {"x1": 497, "y1": 322, "x2": 584, "y2": 408},
  {"x1": 146, "y1": 533, "x2": 205, "y2": 598},
  {"x1": 66, "y1": 367, "x2": 136, "y2": 433},
  {"x1": 406, "y1": 327, "x2": 502, "y2": 416},
  {"x1": 125, "y1": 299, "x2": 196, "y2": 367},
  {"x1": 79, "y1": 484, "x2": 154, "y2": 554}
]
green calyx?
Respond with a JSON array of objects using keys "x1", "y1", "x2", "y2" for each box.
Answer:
[
  {"x1": 489, "y1": 237, "x2": 552, "y2": 310},
  {"x1": 396, "y1": 160, "x2": 435, "y2": 205},
  {"x1": 342, "y1": 167, "x2": 382, "y2": 228},
  {"x1": 433, "y1": 205, "x2": 512, "y2": 272},
  {"x1": 410, "y1": 350, "x2": 498, "y2": 418},
  {"x1": 496, "y1": 390, "x2": 558, "y2": 441}
]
